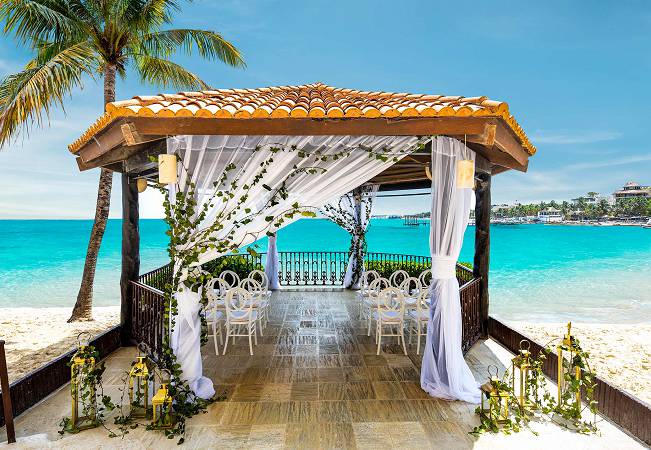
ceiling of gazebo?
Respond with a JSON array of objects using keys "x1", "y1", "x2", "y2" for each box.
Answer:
[{"x1": 67, "y1": 82, "x2": 536, "y2": 183}]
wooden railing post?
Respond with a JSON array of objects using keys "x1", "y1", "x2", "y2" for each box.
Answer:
[
  {"x1": 0, "y1": 340, "x2": 16, "y2": 444},
  {"x1": 120, "y1": 174, "x2": 140, "y2": 345},
  {"x1": 473, "y1": 159, "x2": 492, "y2": 338}
]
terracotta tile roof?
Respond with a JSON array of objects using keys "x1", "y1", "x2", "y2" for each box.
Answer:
[{"x1": 69, "y1": 82, "x2": 535, "y2": 154}]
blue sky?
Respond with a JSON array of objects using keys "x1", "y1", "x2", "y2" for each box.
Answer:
[{"x1": 1, "y1": 0, "x2": 650, "y2": 218}]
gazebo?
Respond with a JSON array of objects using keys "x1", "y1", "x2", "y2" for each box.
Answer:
[{"x1": 68, "y1": 82, "x2": 535, "y2": 403}]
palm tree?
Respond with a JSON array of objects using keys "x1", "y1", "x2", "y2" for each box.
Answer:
[{"x1": 0, "y1": 0, "x2": 244, "y2": 321}]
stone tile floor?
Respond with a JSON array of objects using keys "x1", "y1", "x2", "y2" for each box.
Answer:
[{"x1": 1, "y1": 290, "x2": 646, "y2": 449}]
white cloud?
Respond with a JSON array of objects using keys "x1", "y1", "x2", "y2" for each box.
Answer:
[{"x1": 531, "y1": 130, "x2": 621, "y2": 145}]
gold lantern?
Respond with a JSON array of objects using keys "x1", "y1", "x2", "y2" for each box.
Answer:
[
  {"x1": 67, "y1": 332, "x2": 99, "y2": 432},
  {"x1": 479, "y1": 365, "x2": 511, "y2": 423},
  {"x1": 151, "y1": 369, "x2": 174, "y2": 429},
  {"x1": 511, "y1": 339, "x2": 538, "y2": 411},
  {"x1": 128, "y1": 343, "x2": 151, "y2": 418},
  {"x1": 557, "y1": 322, "x2": 582, "y2": 407},
  {"x1": 158, "y1": 154, "x2": 178, "y2": 184}
]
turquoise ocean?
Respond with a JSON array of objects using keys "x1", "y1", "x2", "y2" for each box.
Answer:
[{"x1": 0, "y1": 219, "x2": 650, "y2": 323}]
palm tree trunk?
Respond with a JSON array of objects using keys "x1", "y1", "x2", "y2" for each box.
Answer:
[{"x1": 68, "y1": 65, "x2": 116, "y2": 322}]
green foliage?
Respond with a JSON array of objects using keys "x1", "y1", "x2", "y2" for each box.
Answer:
[
  {"x1": 0, "y1": 0, "x2": 245, "y2": 146},
  {"x1": 470, "y1": 333, "x2": 598, "y2": 437},
  {"x1": 365, "y1": 259, "x2": 472, "y2": 280}
]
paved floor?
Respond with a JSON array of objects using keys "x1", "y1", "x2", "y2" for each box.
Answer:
[{"x1": 1, "y1": 290, "x2": 646, "y2": 449}]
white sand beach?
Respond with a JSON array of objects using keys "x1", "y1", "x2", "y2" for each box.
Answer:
[
  {"x1": 0, "y1": 306, "x2": 119, "y2": 381},
  {"x1": 509, "y1": 321, "x2": 651, "y2": 405}
]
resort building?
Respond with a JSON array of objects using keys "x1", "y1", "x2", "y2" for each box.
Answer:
[
  {"x1": 612, "y1": 182, "x2": 651, "y2": 202},
  {"x1": 537, "y1": 207, "x2": 564, "y2": 223},
  {"x1": 571, "y1": 192, "x2": 614, "y2": 205}
]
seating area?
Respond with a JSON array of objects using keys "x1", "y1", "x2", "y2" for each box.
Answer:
[
  {"x1": 2, "y1": 289, "x2": 642, "y2": 449},
  {"x1": 210, "y1": 268, "x2": 435, "y2": 358}
]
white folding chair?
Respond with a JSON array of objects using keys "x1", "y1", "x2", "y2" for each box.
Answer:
[
  {"x1": 364, "y1": 277, "x2": 390, "y2": 336},
  {"x1": 357, "y1": 270, "x2": 380, "y2": 318},
  {"x1": 407, "y1": 290, "x2": 430, "y2": 355},
  {"x1": 220, "y1": 270, "x2": 240, "y2": 288},
  {"x1": 418, "y1": 269, "x2": 432, "y2": 293},
  {"x1": 249, "y1": 269, "x2": 272, "y2": 300},
  {"x1": 205, "y1": 277, "x2": 228, "y2": 355},
  {"x1": 239, "y1": 277, "x2": 268, "y2": 334},
  {"x1": 400, "y1": 276, "x2": 422, "y2": 312},
  {"x1": 223, "y1": 287, "x2": 257, "y2": 356},
  {"x1": 389, "y1": 270, "x2": 409, "y2": 289},
  {"x1": 373, "y1": 287, "x2": 407, "y2": 355}
]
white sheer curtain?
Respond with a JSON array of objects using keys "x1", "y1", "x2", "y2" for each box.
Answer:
[
  {"x1": 167, "y1": 135, "x2": 424, "y2": 397},
  {"x1": 341, "y1": 184, "x2": 380, "y2": 289},
  {"x1": 265, "y1": 234, "x2": 280, "y2": 290},
  {"x1": 420, "y1": 136, "x2": 480, "y2": 404}
]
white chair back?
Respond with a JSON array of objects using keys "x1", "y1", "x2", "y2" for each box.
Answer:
[
  {"x1": 400, "y1": 277, "x2": 421, "y2": 297},
  {"x1": 206, "y1": 277, "x2": 229, "y2": 303},
  {"x1": 239, "y1": 277, "x2": 264, "y2": 299},
  {"x1": 224, "y1": 287, "x2": 253, "y2": 319},
  {"x1": 389, "y1": 270, "x2": 409, "y2": 288},
  {"x1": 220, "y1": 270, "x2": 240, "y2": 288},
  {"x1": 361, "y1": 270, "x2": 380, "y2": 291},
  {"x1": 416, "y1": 290, "x2": 430, "y2": 315},
  {"x1": 418, "y1": 269, "x2": 432, "y2": 289},
  {"x1": 376, "y1": 287, "x2": 405, "y2": 319},
  {"x1": 249, "y1": 269, "x2": 269, "y2": 291}
]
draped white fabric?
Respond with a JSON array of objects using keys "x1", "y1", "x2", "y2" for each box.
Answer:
[
  {"x1": 420, "y1": 136, "x2": 481, "y2": 404},
  {"x1": 167, "y1": 135, "x2": 422, "y2": 397},
  {"x1": 265, "y1": 234, "x2": 280, "y2": 290},
  {"x1": 342, "y1": 184, "x2": 380, "y2": 289}
]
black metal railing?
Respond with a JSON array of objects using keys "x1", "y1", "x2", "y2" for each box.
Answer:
[
  {"x1": 278, "y1": 251, "x2": 349, "y2": 286},
  {"x1": 130, "y1": 281, "x2": 166, "y2": 363},
  {"x1": 460, "y1": 277, "x2": 482, "y2": 353},
  {"x1": 138, "y1": 263, "x2": 173, "y2": 291}
]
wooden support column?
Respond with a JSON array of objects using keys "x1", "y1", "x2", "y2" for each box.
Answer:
[
  {"x1": 473, "y1": 157, "x2": 491, "y2": 337},
  {"x1": 120, "y1": 174, "x2": 140, "y2": 345}
]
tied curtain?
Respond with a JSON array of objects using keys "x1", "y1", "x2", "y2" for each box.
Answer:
[
  {"x1": 339, "y1": 185, "x2": 380, "y2": 289},
  {"x1": 420, "y1": 136, "x2": 481, "y2": 404},
  {"x1": 264, "y1": 234, "x2": 280, "y2": 290},
  {"x1": 167, "y1": 135, "x2": 423, "y2": 398}
]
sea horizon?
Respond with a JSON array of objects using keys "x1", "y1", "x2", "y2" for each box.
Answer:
[{"x1": 1, "y1": 218, "x2": 650, "y2": 324}]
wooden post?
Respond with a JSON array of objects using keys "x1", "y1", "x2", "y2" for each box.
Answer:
[
  {"x1": 0, "y1": 340, "x2": 16, "y2": 444},
  {"x1": 120, "y1": 174, "x2": 140, "y2": 345},
  {"x1": 473, "y1": 159, "x2": 491, "y2": 337}
]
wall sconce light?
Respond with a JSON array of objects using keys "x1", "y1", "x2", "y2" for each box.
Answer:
[
  {"x1": 456, "y1": 160, "x2": 475, "y2": 189},
  {"x1": 158, "y1": 154, "x2": 177, "y2": 184}
]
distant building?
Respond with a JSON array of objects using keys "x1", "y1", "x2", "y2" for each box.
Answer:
[
  {"x1": 537, "y1": 207, "x2": 564, "y2": 223},
  {"x1": 612, "y1": 182, "x2": 651, "y2": 202},
  {"x1": 572, "y1": 192, "x2": 614, "y2": 206}
]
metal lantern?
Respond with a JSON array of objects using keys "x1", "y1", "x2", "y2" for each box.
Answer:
[
  {"x1": 128, "y1": 343, "x2": 151, "y2": 418},
  {"x1": 511, "y1": 339, "x2": 538, "y2": 411},
  {"x1": 557, "y1": 322, "x2": 582, "y2": 407},
  {"x1": 151, "y1": 369, "x2": 174, "y2": 429},
  {"x1": 68, "y1": 332, "x2": 99, "y2": 432},
  {"x1": 479, "y1": 365, "x2": 510, "y2": 423}
]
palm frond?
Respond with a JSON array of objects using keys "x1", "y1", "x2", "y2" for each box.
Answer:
[
  {"x1": 0, "y1": 0, "x2": 82, "y2": 44},
  {"x1": 138, "y1": 0, "x2": 180, "y2": 29},
  {"x1": 0, "y1": 41, "x2": 97, "y2": 147},
  {"x1": 139, "y1": 28, "x2": 245, "y2": 68},
  {"x1": 133, "y1": 54, "x2": 210, "y2": 91}
]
